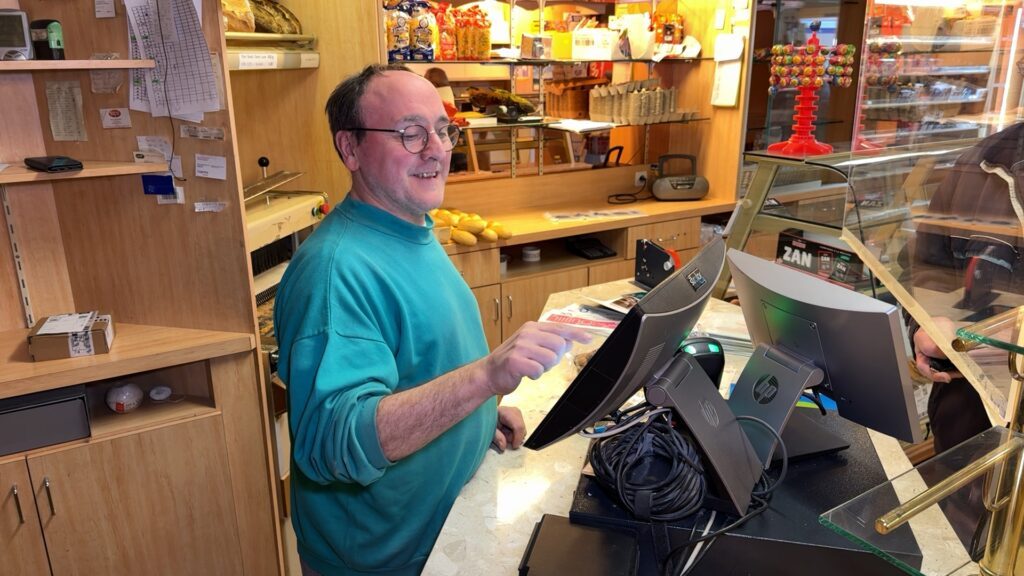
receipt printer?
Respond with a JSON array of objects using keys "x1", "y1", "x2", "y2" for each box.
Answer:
[{"x1": 652, "y1": 154, "x2": 709, "y2": 201}]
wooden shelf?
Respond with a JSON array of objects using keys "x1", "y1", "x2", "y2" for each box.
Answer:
[
  {"x1": 0, "y1": 323, "x2": 255, "y2": 400},
  {"x1": 0, "y1": 161, "x2": 169, "y2": 185},
  {"x1": 89, "y1": 397, "x2": 219, "y2": 438},
  {"x1": 0, "y1": 59, "x2": 155, "y2": 71}
]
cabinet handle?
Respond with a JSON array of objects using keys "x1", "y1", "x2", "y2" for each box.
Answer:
[
  {"x1": 492, "y1": 298, "x2": 500, "y2": 322},
  {"x1": 12, "y1": 485, "x2": 24, "y2": 524},
  {"x1": 43, "y1": 477, "x2": 55, "y2": 516},
  {"x1": 506, "y1": 295, "x2": 513, "y2": 320},
  {"x1": 656, "y1": 233, "x2": 680, "y2": 244}
]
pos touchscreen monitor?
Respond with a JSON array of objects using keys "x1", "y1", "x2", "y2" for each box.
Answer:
[
  {"x1": 727, "y1": 248, "x2": 923, "y2": 445},
  {"x1": 524, "y1": 237, "x2": 725, "y2": 451}
]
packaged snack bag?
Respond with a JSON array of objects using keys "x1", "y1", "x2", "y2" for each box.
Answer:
[
  {"x1": 432, "y1": 3, "x2": 457, "y2": 61},
  {"x1": 386, "y1": 9, "x2": 411, "y2": 62},
  {"x1": 410, "y1": 1, "x2": 437, "y2": 61}
]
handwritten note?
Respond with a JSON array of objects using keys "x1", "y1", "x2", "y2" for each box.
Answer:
[{"x1": 45, "y1": 81, "x2": 88, "y2": 142}]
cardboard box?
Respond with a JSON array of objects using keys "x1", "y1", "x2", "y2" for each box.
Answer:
[{"x1": 28, "y1": 312, "x2": 115, "y2": 361}]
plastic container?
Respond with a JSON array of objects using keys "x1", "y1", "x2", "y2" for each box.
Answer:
[
  {"x1": 522, "y1": 246, "x2": 541, "y2": 262},
  {"x1": 499, "y1": 253, "x2": 509, "y2": 275}
]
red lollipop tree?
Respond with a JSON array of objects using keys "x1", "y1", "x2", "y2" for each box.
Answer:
[{"x1": 767, "y1": 21, "x2": 857, "y2": 156}]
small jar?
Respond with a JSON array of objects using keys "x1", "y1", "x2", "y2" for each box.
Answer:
[
  {"x1": 522, "y1": 246, "x2": 541, "y2": 263},
  {"x1": 499, "y1": 253, "x2": 509, "y2": 275}
]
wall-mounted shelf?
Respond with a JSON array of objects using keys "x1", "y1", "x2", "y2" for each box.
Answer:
[
  {"x1": 225, "y1": 31, "x2": 318, "y2": 71},
  {"x1": 402, "y1": 56, "x2": 711, "y2": 66},
  {"x1": 0, "y1": 161, "x2": 170, "y2": 185},
  {"x1": 0, "y1": 59, "x2": 155, "y2": 71}
]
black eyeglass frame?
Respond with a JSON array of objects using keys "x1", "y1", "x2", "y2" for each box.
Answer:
[{"x1": 344, "y1": 124, "x2": 462, "y2": 154}]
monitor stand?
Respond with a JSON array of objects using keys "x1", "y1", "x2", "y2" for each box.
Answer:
[
  {"x1": 726, "y1": 343, "x2": 849, "y2": 467},
  {"x1": 775, "y1": 409, "x2": 850, "y2": 463}
]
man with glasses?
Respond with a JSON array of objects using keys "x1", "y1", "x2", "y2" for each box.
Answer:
[{"x1": 273, "y1": 64, "x2": 591, "y2": 576}]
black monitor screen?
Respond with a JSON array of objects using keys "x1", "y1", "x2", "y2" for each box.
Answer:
[
  {"x1": 525, "y1": 238, "x2": 726, "y2": 450},
  {"x1": 727, "y1": 249, "x2": 923, "y2": 443}
]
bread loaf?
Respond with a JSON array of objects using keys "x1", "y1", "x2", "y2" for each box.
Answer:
[
  {"x1": 251, "y1": 0, "x2": 302, "y2": 34},
  {"x1": 221, "y1": 0, "x2": 255, "y2": 32}
]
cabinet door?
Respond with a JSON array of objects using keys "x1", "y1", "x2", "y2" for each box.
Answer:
[
  {"x1": 502, "y1": 269, "x2": 589, "y2": 340},
  {"x1": 589, "y1": 259, "x2": 635, "y2": 286},
  {"x1": 472, "y1": 284, "x2": 503, "y2": 351},
  {"x1": 0, "y1": 458, "x2": 50, "y2": 576},
  {"x1": 28, "y1": 415, "x2": 244, "y2": 576}
]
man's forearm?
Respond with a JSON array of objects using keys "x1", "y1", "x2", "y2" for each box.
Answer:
[{"x1": 375, "y1": 361, "x2": 494, "y2": 461}]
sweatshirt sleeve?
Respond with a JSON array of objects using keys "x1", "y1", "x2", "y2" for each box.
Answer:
[{"x1": 285, "y1": 330, "x2": 397, "y2": 486}]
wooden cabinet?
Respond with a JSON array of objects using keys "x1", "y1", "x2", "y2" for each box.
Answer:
[
  {"x1": 0, "y1": 458, "x2": 49, "y2": 576},
  {"x1": 501, "y1": 269, "x2": 589, "y2": 340},
  {"x1": 589, "y1": 259, "x2": 636, "y2": 286},
  {"x1": 0, "y1": 1, "x2": 281, "y2": 573},
  {"x1": 472, "y1": 284, "x2": 503, "y2": 351},
  {"x1": 626, "y1": 218, "x2": 701, "y2": 259},
  {"x1": 25, "y1": 415, "x2": 242, "y2": 576}
]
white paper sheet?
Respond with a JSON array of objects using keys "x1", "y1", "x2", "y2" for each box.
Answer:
[
  {"x1": 45, "y1": 81, "x2": 88, "y2": 142},
  {"x1": 195, "y1": 153, "x2": 227, "y2": 180},
  {"x1": 126, "y1": 0, "x2": 219, "y2": 118}
]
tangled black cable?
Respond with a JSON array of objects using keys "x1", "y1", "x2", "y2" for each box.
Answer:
[{"x1": 589, "y1": 411, "x2": 706, "y2": 522}]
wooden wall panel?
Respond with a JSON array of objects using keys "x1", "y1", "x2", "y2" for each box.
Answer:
[
  {"x1": 0, "y1": 1, "x2": 75, "y2": 329},
  {"x1": 242, "y1": 0, "x2": 383, "y2": 207},
  {"x1": 19, "y1": 0, "x2": 257, "y2": 334}
]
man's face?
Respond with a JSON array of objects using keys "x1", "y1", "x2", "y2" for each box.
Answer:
[{"x1": 341, "y1": 72, "x2": 452, "y2": 225}]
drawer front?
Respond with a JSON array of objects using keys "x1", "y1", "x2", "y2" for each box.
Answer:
[
  {"x1": 626, "y1": 218, "x2": 700, "y2": 259},
  {"x1": 450, "y1": 249, "x2": 500, "y2": 288},
  {"x1": 589, "y1": 259, "x2": 635, "y2": 286}
]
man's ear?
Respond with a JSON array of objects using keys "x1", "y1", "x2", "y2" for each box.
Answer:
[{"x1": 335, "y1": 131, "x2": 360, "y2": 172}]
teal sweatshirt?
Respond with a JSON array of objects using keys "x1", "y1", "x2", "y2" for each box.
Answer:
[{"x1": 274, "y1": 196, "x2": 496, "y2": 575}]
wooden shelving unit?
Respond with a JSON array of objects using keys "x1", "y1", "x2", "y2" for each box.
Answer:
[
  {"x1": 0, "y1": 324, "x2": 254, "y2": 400},
  {"x1": 0, "y1": 161, "x2": 169, "y2": 185},
  {"x1": 0, "y1": 59, "x2": 155, "y2": 71},
  {"x1": 89, "y1": 398, "x2": 220, "y2": 438},
  {"x1": 0, "y1": 4, "x2": 282, "y2": 573}
]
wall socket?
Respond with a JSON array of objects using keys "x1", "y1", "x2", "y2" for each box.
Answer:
[{"x1": 634, "y1": 170, "x2": 647, "y2": 187}]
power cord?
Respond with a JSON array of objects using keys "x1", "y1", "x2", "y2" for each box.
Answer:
[
  {"x1": 589, "y1": 409, "x2": 706, "y2": 522},
  {"x1": 154, "y1": 0, "x2": 188, "y2": 183},
  {"x1": 608, "y1": 179, "x2": 653, "y2": 204},
  {"x1": 661, "y1": 415, "x2": 789, "y2": 576}
]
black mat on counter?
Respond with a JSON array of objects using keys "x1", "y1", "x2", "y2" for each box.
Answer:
[{"x1": 568, "y1": 411, "x2": 922, "y2": 576}]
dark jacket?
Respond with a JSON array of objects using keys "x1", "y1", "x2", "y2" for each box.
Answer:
[{"x1": 909, "y1": 123, "x2": 1023, "y2": 452}]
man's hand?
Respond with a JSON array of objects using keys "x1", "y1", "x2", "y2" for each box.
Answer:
[
  {"x1": 477, "y1": 321, "x2": 592, "y2": 396},
  {"x1": 491, "y1": 405, "x2": 526, "y2": 453},
  {"x1": 914, "y1": 316, "x2": 961, "y2": 383}
]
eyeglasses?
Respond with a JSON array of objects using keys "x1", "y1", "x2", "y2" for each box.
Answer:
[{"x1": 346, "y1": 124, "x2": 462, "y2": 154}]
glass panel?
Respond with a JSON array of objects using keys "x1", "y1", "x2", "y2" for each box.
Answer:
[
  {"x1": 956, "y1": 306, "x2": 1024, "y2": 355},
  {"x1": 821, "y1": 426, "x2": 1024, "y2": 576},
  {"x1": 841, "y1": 124, "x2": 1024, "y2": 422},
  {"x1": 853, "y1": 0, "x2": 1020, "y2": 151}
]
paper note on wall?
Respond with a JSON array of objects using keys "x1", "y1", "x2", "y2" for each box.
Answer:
[
  {"x1": 45, "y1": 81, "x2": 88, "y2": 141},
  {"x1": 711, "y1": 34, "x2": 744, "y2": 108}
]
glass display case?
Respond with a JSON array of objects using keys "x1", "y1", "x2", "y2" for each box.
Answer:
[
  {"x1": 853, "y1": 0, "x2": 1020, "y2": 150},
  {"x1": 722, "y1": 125, "x2": 1024, "y2": 575}
]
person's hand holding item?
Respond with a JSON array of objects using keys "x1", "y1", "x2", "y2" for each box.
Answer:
[
  {"x1": 491, "y1": 405, "x2": 526, "y2": 453},
  {"x1": 914, "y1": 316, "x2": 961, "y2": 383},
  {"x1": 477, "y1": 321, "x2": 592, "y2": 396}
]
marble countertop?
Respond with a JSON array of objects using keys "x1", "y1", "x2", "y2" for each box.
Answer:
[{"x1": 422, "y1": 279, "x2": 973, "y2": 576}]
